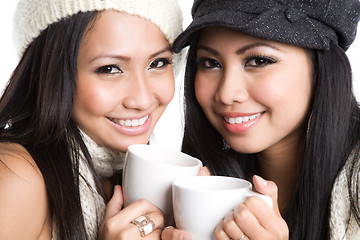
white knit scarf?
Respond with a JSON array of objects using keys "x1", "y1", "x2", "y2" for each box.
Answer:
[
  {"x1": 52, "y1": 131, "x2": 126, "y2": 239},
  {"x1": 329, "y1": 148, "x2": 360, "y2": 240}
]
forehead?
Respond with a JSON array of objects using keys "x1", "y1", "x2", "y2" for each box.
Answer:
[
  {"x1": 79, "y1": 10, "x2": 170, "y2": 59},
  {"x1": 86, "y1": 10, "x2": 167, "y2": 40}
]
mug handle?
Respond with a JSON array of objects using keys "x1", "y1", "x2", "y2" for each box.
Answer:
[{"x1": 244, "y1": 191, "x2": 273, "y2": 209}]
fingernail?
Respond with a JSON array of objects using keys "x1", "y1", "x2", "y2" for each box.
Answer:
[
  {"x1": 254, "y1": 175, "x2": 267, "y2": 187},
  {"x1": 180, "y1": 234, "x2": 192, "y2": 240}
]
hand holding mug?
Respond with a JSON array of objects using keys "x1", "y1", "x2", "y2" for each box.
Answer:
[
  {"x1": 214, "y1": 175, "x2": 289, "y2": 240},
  {"x1": 122, "y1": 144, "x2": 202, "y2": 223},
  {"x1": 99, "y1": 185, "x2": 166, "y2": 239},
  {"x1": 172, "y1": 176, "x2": 274, "y2": 240}
]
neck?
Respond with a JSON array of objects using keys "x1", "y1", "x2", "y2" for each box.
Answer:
[{"x1": 256, "y1": 130, "x2": 305, "y2": 214}]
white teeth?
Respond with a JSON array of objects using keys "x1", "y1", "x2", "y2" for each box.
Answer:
[
  {"x1": 125, "y1": 120, "x2": 132, "y2": 127},
  {"x1": 112, "y1": 115, "x2": 149, "y2": 127},
  {"x1": 249, "y1": 115, "x2": 256, "y2": 120},
  {"x1": 131, "y1": 119, "x2": 139, "y2": 127},
  {"x1": 138, "y1": 116, "x2": 147, "y2": 125},
  {"x1": 225, "y1": 113, "x2": 261, "y2": 124}
]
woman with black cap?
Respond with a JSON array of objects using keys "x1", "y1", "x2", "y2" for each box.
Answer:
[{"x1": 162, "y1": 0, "x2": 360, "y2": 239}]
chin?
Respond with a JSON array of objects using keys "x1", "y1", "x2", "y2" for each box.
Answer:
[{"x1": 227, "y1": 141, "x2": 262, "y2": 154}]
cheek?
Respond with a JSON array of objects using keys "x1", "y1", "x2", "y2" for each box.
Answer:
[
  {"x1": 195, "y1": 75, "x2": 216, "y2": 108},
  {"x1": 73, "y1": 77, "x2": 118, "y2": 116},
  {"x1": 257, "y1": 66, "x2": 311, "y2": 105},
  {"x1": 153, "y1": 74, "x2": 176, "y2": 105},
  {"x1": 255, "y1": 69, "x2": 312, "y2": 125}
]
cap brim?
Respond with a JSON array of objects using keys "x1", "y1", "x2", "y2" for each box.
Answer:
[{"x1": 173, "y1": 10, "x2": 254, "y2": 53}]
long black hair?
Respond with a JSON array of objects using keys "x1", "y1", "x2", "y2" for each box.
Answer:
[
  {"x1": 181, "y1": 35, "x2": 360, "y2": 239},
  {"x1": 0, "y1": 11, "x2": 103, "y2": 239}
]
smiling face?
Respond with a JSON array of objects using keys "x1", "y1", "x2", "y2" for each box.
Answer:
[
  {"x1": 195, "y1": 26, "x2": 313, "y2": 154},
  {"x1": 72, "y1": 10, "x2": 175, "y2": 152}
]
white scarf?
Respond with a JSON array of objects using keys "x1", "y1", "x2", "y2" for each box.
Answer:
[
  {"x1": 79, "y1": 131, "x2": 126, "y2": 239},
  {"x1": 52, "y1": 131, "x2": 126, "y2": 239},
  {"x1": 329, "y1": 148, "x2": 360, "y2": 239}
]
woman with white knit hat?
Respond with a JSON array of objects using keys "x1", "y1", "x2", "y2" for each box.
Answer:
[{"x1": 0, "y1": 0, "x2": 183, "y2": 239}]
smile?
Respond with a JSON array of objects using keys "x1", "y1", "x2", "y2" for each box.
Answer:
[
  {"x1": 224, "y1": 113, "x2": 261, "y2": 124},
  {"x1": 109, "y1": 114, "x2": 149, "y2": 127}
]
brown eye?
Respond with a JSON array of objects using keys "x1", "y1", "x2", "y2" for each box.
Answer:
[
  {"x1": 148, "y1": 58, "x2": 172, "y2": 70},
  {"x1": 196, "y1": 58, "x2": 222, "y2": 69},
  {"x1": 245, "y1": 56, "x2": 277, "y2": 68},
  {"x1": 96, "y1": 65, "x2": 123, "y2": 74}
]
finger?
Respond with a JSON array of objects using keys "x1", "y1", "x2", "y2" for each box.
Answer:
[
  {"x1": 222, "y1": 210, "x2": 244, "y2": 240},
  {"x1": 127, "y1": 201, "x2": 166, "y2": 230},
  {"x1": 214, "y1": 220, "x2": 231, "y2": 240},
  {"x1": 142, "y1": 229, "x2": 162, "y2": 239},
  {"x1": 108, "y1": 224, "x2": 163, "y2": 239},
  {"x1": 198, "y1": 167, "x2": 211, "y2": 176},
  {"x1": 104, "y1": 185, "x2": 124, "y2": 220},
  {"x1": 139, "y1": 210, "x2": 165, "y2": 230},
  {"x1": 110, "y1": 211, "x2": 165, "y2": 239},
  {"x1": 252, "y1": 175, "x2": 280, "y2": 216},
  {"x1": 101, "y1": 199, "x2": 166, "y2": 239},
  {"x1": 232, "y1": 203, "x2": 264, "y2": 240},
  {"x1": 234, "y1": 199, "x2": 288, "y2": 240},
  {"x1": 131, "y1": 212, "x2": 165, "y2": 238},
  {"x1": 118, "y1": 198, "x2": 164, "y2": 223},
  {"x1": 161, "y1": 226, "x2": 193, "y2": 240}
]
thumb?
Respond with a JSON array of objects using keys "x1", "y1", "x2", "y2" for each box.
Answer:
[
  {"x1": 198, "y1": 166, "x2": 211, "y2": 176},
  {"x1": 104, "y1": 185, "x2": 124, "y2": 220},
  {"x1": 252, "y1": 175, "x2": 281, "y2": 216}
]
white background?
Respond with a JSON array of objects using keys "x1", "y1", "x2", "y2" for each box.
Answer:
[{"x1": 1, "y1": 1, "x2": 359, "y2": 150}]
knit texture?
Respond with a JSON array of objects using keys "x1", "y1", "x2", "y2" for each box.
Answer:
[
  {"x1": 52, "y1": 130, "x2": 125, "y2": 239},
  {"x1": 330, "y1": 148, "x2": 360, "y2": 239},
  {"x1": 13, "y1": 0, "x2": 183, "y2": 57}
]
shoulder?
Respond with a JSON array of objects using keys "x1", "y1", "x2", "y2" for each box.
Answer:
[
  {"x1": 0, "y1": 142, "x2": 42, "y2": 178},
  {"x1": 0, "y1": 142, "x2": 51, "y2": 239}
]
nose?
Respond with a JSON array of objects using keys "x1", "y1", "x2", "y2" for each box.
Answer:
[
  {"x1": 122, "y1": 71, "x2": 153, "y2": 110},
  {"x1": 215, "y1": 67, "x2": 249, "y2": 105}
]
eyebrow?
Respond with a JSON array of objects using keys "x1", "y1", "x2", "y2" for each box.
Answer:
[
  {"x1": 149, "y1": 47, "x2": 172, "y2": 59},
  {"x1": 89, "y1": 47, "x2": 172, "y2": 63},
  {"x1": 197, "y1": 42, "x2": 280, "y2": 56}
]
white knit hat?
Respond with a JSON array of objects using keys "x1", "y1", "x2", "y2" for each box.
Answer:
[{"x1": 13, "y1": 0, "x2": 183, "y2": 57}]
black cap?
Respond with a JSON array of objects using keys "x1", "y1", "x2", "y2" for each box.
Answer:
[{"x1": 173, "y1": 0, "x2": 360, "y2": 52}]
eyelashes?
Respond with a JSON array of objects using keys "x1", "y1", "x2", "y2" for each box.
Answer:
[
  {"x1": 148, "y1": 58, "x2": 173, "y2": 70},
  {"x1": 195, "y1": 58, "x2": 221, "y2": 69},
  {"x1": 95, "y1": 58, "x2": 173, "y2": 75},
  {"x1": 95, "y1": 65, "x2": 123, "y2": 74},
  {"x1": 245, "y1": 55, "x2": 277, "y2": 67},
  {"x1": 195, "y1": 55, "x2": 278, "y2": 70}
]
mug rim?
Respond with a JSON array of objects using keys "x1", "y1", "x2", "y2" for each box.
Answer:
[
  {"x1": 126, "y1": 144, "x2": 203, "y2": 168},
  {"x1": 172, "y1": 176, "x2": 252, "y2": 192}
]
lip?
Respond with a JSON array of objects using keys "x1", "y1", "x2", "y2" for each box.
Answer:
[
  {"x1": 221, "y1": 112, "x2": 264, "y2": 134},
  {"x1": 107, "y1": 114, "x2": 152, "y2": 136}
]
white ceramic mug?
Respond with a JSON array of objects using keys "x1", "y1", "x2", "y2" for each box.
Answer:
[
  {"x1": 122, "y1": 144, "x2": 202, "y2": 222},
  {"x1": 172, "y1": 176, "x2": 273, "y2": 240}
]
